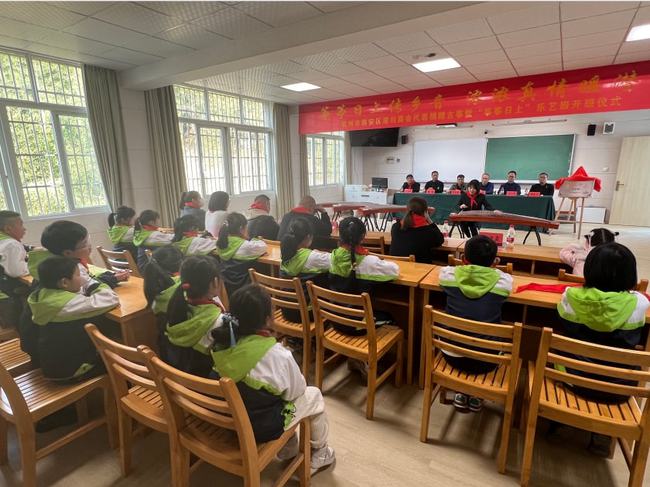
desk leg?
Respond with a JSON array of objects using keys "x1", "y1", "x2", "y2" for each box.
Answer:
[
  {"x1": 530, "y1": 260, "x2": 536, "y2": 275},
  {"x1": 119, "y1": 311, "x2": 158, "y2": 351},
  {"x1": 419, "y1": 289, "x2": 430, "y2": 389},
  {"x1": 407, "y1": 287, "x2": 415, "y2": 384}
]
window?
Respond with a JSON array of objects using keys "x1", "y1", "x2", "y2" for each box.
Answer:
[
  {"x1": 175, "y1": 85, "x2": 273, "y2": 196},
  {"x1": 0, "y1": 49, "x2": 107, "y2": 217},
  {"x1": 307, "y1": 132, "x2": 345, "y2": 186}
]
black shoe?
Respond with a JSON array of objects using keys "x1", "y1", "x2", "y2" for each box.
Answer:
[{"x1": 36, "y1": 405, "x2": 77, "y2": 433}]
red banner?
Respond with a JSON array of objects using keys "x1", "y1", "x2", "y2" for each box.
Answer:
[{"x1": 299, "y1": 61, "x2": 650, "y2": 134}]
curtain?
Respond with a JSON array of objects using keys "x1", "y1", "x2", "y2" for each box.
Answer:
[
  {"x1": 344, "y1": 131, "x2": 353, "y2": 185},
  {"x1": 273, "y1": 104, "x2": 293, "y2": 217},
  {"x1": 299, "y1": 134, "x2": 310, "y2": 198},
  {"x1": 144, "y1": 86, "x2": 187, "y2": 226},
  {"x1": 83, "y1": 65, "x2": 131, "y2": 210}
]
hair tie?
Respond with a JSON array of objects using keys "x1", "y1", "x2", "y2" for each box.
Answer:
[
  {"x1": 182, "y1": 282, "x2": 191, "y2": 290},
  {"x1": 222, "y1": 314, "x2": 239, "y2": 347}
]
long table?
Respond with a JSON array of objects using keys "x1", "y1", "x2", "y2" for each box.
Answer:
[{"x1": 393, "y1": 193, "x2": 556, "y2": 227}]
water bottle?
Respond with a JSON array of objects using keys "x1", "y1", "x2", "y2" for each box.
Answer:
[
  {"x1": 506, "y1": 224, "x2": 516, "y2": 249},
  {"x1": 442, "y1": 220, "x2": 449, "y2": 238},
  {"x1": 331, "y1": 219, "x2": 339, "y2": 233}
]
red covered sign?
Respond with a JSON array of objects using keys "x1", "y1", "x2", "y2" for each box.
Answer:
[{"x1": 299, "y1": 61, "x2": 650, "y2": 134}]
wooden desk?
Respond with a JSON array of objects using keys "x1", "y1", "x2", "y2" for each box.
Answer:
[
  {"x1": 330, "y1": 230, "x2": 465, "y2": 257},
  {"x1": 258, "y1": 243, "x2": 434, "y2": 383},
  {"x1": 457, "y1": 241, "x2": 566, "y2": 276}
]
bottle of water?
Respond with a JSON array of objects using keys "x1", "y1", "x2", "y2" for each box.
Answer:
[
  {"x1": 442, "y1": 220, "x2": 449, "y2": 238},
  {"x1": 506, "y1": 224, "x2": 516, "y2": 249}
]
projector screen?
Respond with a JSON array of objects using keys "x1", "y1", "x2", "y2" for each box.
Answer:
[{"x1": 413, "y1": 138, "x2": 488, "y2": 183}]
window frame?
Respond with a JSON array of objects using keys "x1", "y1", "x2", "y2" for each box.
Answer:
[
  {"x1": 175, "y1": 84, "x2": 275, "y2": 197},
  {"x1": 0, "y1": 48, "x2": 108, "y2": 219},
  {"x1": 307, "y1": 132, "x2": 345, "y2": 188}
]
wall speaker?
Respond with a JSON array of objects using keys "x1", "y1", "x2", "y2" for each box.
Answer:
[
  {"x1": 603, "y1": 122, "x2": 615, "y2": 135},
  {"x1": 587, "y1": 124, "x2": 597, "y2": 136},
  {"x1": 401, "y1": 135, "x2": 409, "y2": 145}
]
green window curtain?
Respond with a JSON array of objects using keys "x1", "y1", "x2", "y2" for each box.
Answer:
[{"x1": 273, "y1": 103, "x2": 293, "y2": 217}]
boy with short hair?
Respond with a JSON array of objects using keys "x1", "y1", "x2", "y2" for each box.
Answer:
[
  {"x1": 438, "y1": 235, "x2": 513, "y2": 411},
  {"x1": 27, "y1": 256, "x2": 119, "y2": 381},
  {"x1": 0, "y1": 211, "x2": 30, "y2": 324}
]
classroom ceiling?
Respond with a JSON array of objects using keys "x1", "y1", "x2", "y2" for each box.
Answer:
[{"x1": 0, "y1": 1, "x2": 649, "y2": 105}]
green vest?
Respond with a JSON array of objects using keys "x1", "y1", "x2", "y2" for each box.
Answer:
[
  {"x1": 133, "y1": 229, "x2": 153, "y2": 247},
  {"x1": 107, "y1": 225, "x2": 132, "y2": 245},
  {"x1": 165, "y1": 303, "x2": 220, "y2": 354},
  {"x1": 28, "y1": 284, "x2": 111, "y2": 325},
  {"x1": 152, "y1": 276, "x2": 181, "y2": 315},
  {"x1": 216, "y1": 236, "x2": 246, "y2": 261},
  {"x1": 212, "y1": 334, "x2": 279, "y2": 392},
  {"x1": 281, "y1": 248, "x2": 326, "y2": 276},
  {"x1": 28, "y1": 249, "x2": 55, "y2": 280}
]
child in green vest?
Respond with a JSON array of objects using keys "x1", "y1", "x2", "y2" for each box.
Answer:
[
  {"x1": 211, "y1": 284, "x2": 335, "y2": 475},
  {"x1": 172, "y1": 215, "x2": 218, "y2": 256},
  {"x1": 133, "y1": 209, "x2": 174, "y2": 270},
  {"x1": 107, "y1": 206, "x2": 137, "y2": 257}
]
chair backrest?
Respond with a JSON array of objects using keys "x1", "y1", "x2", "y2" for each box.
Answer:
[
  {"x1": 533, "y1": 328, "x2": 650, "y2": 402},
  {"x1": 558, "y1": 269, "x2": 649, "y2": 292},
  {"x1": 362, "y1": 236, "x2": 385, "y2": 255},
  {"x1": 85, "y1": 324, "x2": 157, "y2": 401},
  {"x1": 249, "y1": 270, "x2": 309, "y2": 326},
  {"x1": 307, "y1": 282, "x2": 377, "y2": 352},
  {"x1": 424, "y1": 307, "x2": 522, "y2": 372},
  {"x1": 0, "y1": 357, "x2": 31, "y2": 424},
  {"x1": 96, "y1": 246, "x2": 142, "y2": 278},
  {"x1": 369, "y1": 252, "x2": 414, "y2": 262},
  {"x1": 448, "y1": 253, "x2": 513, "y2": 275},
  {"x1": 145, "y1": 352, "x2": 259, "y2": 470}
]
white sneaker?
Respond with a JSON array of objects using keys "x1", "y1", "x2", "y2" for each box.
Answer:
[
  {"x1": 310, "y1": 446, "x2": 336, "y2": 475},
  {"x1": 276, "y1": 434, "x2": 299, "y2": 461}
]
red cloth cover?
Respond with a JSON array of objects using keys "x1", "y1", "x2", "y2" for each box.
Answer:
[{"x1": 554, "y1": 166, "x2": 602, "y2": 192}]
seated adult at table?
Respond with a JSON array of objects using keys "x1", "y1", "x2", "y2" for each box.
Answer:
[
  {"x1": 246, "y1": 194, "x2": 280, "y2": 240},
  {"x1": 457, "y1": 179, "x2": 499, "y2": 237},
  {"x1": 449, "y1": 174, "x2": 467, "y2": 192},
  {"x1": 401, "y1": 174, "x2": 420, "y2": 193},
  {"x1": 479, "y1": 173, "x2": 494, "y2": 194},
  {"x1": 529, "y1": 172, "x2": 555, "y2": 196},
  {"x1": 424, "y1": 170, "x2": 444, "y2": 193},
  {"x1": 497, "y1": 170, "x2": 521, "y2": 195},
  {"x1": 390, "y1": 197, "x2": 443, "y2": 264},
  {"x1": 277, "y1": 196, "x2": 331, "y2": 247}
]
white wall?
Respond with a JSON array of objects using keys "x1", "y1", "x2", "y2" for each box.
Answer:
[{"x1": 356, "y1": 110, "x2": 650, "y2": 217}]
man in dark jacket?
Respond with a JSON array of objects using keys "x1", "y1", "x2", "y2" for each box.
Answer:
[
  {"x1": 246, "y1": 194, "x2": 280, "y2": 240},
  {"x1": 424, "y1": 171, "x2": 444, "y2": 193},
  {"x1": 277, "y1": 196, "x2": 331, "y2": 248},
  {"x1": 529, "y1": 172, "x2": 555, "y2": 196}
]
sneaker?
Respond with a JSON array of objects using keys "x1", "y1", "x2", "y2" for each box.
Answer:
[
  {"x1": 468, "y1": 397, "x2": 483, "y2": 413},
  {"x1": 347, "y1": 359, "x2": 369, "y2": 381},
  {"x1": 311, "y1": 446, "x2": 336, "y2": 475},
  {"x1": 453, "y1": 393, "x2": 469, "y2": 410},
  {"x1": 276, "y1": 433, "x2": 299, "y2": 461}
]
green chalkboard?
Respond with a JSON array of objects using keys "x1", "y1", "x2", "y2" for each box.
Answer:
[{"x1": 485, "y1": 135, "x2": 574, "y2": 180}]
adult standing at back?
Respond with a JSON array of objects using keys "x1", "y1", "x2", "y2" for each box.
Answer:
[
  {"x1": 246, "y1": 194, "x2": 280, "y2": 240},
  {"x1": 390, "y1": 196, "x2": 444, "y2": 263},
  {"x1": 204, "y1": 191, "x2": 229, "y2": 237},
  {"x1": 497, "y1": 171, "x2": 521, "y2": 195},
  {"x1": 179, "y1": 190, "x2": 206, "y2": 230},
  {"x1": 424, "y1": 171, "x2": 444, "y2": 193},
  {"x1": 277, "y1": 195, "x2": 332, "y2": 247}
]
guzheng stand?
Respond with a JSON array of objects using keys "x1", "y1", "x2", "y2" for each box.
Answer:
[{"x1": 553, "y1": 180, "x2": 595, "y2": 237}]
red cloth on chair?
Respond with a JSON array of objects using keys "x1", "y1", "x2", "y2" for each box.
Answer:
[
  {"x1": 554, "y1": 166, "x2": 602, "y2": 192},
  {"x1": 514, "y1": 283, "x2": 581, "y2": 294}
]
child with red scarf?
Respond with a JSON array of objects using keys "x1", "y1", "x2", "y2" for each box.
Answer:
[
  {"x1": 390, "y1": 197, "x2": 444, "y2": 263},
  {"x1": 179, "y1": 190, "x2": 206, "y2": 231},
  {"x1": 246, "y1": 194, "x2": 280, "y2": 240},
  {"x1": 457, "y1": 179, "x2": 500, "y2": 238}
]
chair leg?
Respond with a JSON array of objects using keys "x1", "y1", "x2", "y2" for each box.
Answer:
[
  {"x1": 366, "y1": 361, "x2": 377, "y2": 420},
  {"x1": 419, "y1": 379, "x2": 433, "y2": 443},
  {"x1": 298, "y1": 420, "x2": 311, "y2": 487},
  {"x1": 0, "y1": 416, "x2": 8, "y2": 465},
  {"x1": 497, "y1": 408, "x2": 513, "y2": 474},
  {"x1": 75, "y1": 397, "x2": 89, "y2": 425},
  {"x1": 629, "y1": 438, "x2": 650, "y2": 487},
  {"x1": 103, "y1": 386, "x2": 118, "y2": 450},
  {"x1": 395, "y1": 340, "x2": 403, "y2": 388},
  {"x1": 18, "y1": 427, "x2": 37, "y2": 487},
  {"x1": 118, "y1": 411, "x2": 134, "y2": 476},
  {"x1": 315, "y1": 340, "x2": 324, "y2": 390},
  {"x1": 171, "y1": 444, "x2": 191, "y2": 487},
  {"x1": 520, "y1": 408, "x2": 540, "y2": 487},
  {"x1": 302, "y1": 335, "x2": 311, "y2": 381}
]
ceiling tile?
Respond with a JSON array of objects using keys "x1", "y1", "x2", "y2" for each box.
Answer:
[
  {"x1": 53, "y1": 2, "x2": 115, "y2": 16},
  {"x1": 562, "y1": 10, "x2": 636, "y2": 38},
  {"x1": 397, "y1": 79, "x2": 441, "y2": 90},
  {"x1": 265, "y1": 61, "x2": 309, "y2": 75},
  {"x1": 292, "y1": 51, "x2": 344, "y2": 70},
  {"x1": 95, "y1": 3, "x2": 184, "y2": 35},
  {"x1": 516, "y1": 63, "x2": 563, "y2": 76},
  {"x1": 333, "y1": 43, "x2": 388, "y2": 62},
  {"x1": 464, "y1": 60, "x2": 513, "y2": 74},
  {"x1": 389, "y1": 72, "x2": 435, "y2": 84},
  {"x1": 444, "y1": 36, "x2": 501, "y2": 56},
  {"x1": 141, "y1": 2, "x2": 226, "y2": 21},
  {"x1": 193, "y1": 7, "x2": 272, "y2": 39},
  {"x1": 619, "y1": 38, "x2": 650, "y2": 54},
  {"x1": 0, "y1": 2, "x2": 85, "y2": 29},
  {"x1": 475, "y1": 69, "x2": 518, "y2": 81},
  {"x1": 286, "y1": 69, "x2": 335, "y2": 82},
  {"x1": 634, "y1": 5, "x2": 650, "y2": 23},
  {"x1": 120, "y1": 34, "x2": 194, "y2": 58},
  {"x1": 561, "y1": 2, "x2": 638, "y2": 21},
  {"x1": 309, "y1": 2, "x2": 364, "y2": 13},
  {"x1": 36, "y1": 31, "x2": 115, "y2": 56},
  {"x1": 344, "y1": 72, "x2": 391, "y2": 86},
  {"x1": 354, "y1": 55, "x2": 406, "y2": 71},
  {"x1": 0, "y1": 17, "x2": 55, "y2": 43},
  {"x1": 372, "y1": 65, "x2": 422, "y2": 79},
  {"x1": 563, "y1": 43, "x2": 620, "y2": 62},
  {"x1": 427, "y1": 18, "x2": 493, "y2": 44},
  {"x1": 427, "y1": 67, "x2": 476, "y2": 85},
  {"x1": 488, "y1": 4, "x2": 560, "y2": 34},
  {"x1": 562, "y1": 29, "x2": 627, "y2": 51},
  {"x1": 65, "y1": 17, "x2": 153, "y2": 45},
  {"x1": 394, "y1": 47, "x2": 451, "y2": 64},
  {"x1": 0, "y1": 34, "x2": 31, "y2": 50},
  {"x1": 376, "y1": 32, "x2": 439, "y2": 54},
  {"x1": 325, "y1": 62, "x2": 368, "y2": 76},
  {"x1": 155, "y1": 23, "x2": 228, "y2": 49},
  {"x1": 511, "y1": 52, "x2": 562, "y2": 68},
  {"x1": 497, "y1": 23, "x2": 560, "y2": 48},
  {"x1": 455, "y1": 50, "x2": 509, "y2": 66},
  {"x1": 615, "y1": 51, "x2": 650, "y2": 64},
  {"x1": 314, "y1": 77, "x2": 355, "y2": 89},
  {"x1": 506, "y1": 40, "x2": 562, "y2": 60},
  {"x1": 100, "y1": 46, "x2": 163, "y2": 65},
  {"x1": 235, "y1": 2, "x2": 321, "y2": 27},
  {"x1": 563, "y1": 56, "x2": 616, "y2": 70}
]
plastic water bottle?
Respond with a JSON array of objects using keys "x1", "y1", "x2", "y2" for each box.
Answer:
[
  {"x1": 442, "y1": 220, "x2": 450, "y2": 238},
  {"x1": 506, "y1": 225, "x2": 516, "y2": 249},
  {"x1": 331, "y1": 219, "x2": 339, "y2": 232}
]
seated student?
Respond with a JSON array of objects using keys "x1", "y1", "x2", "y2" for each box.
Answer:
[
  {"x1": 529, "y1": 172, "x2": 555, "y2": 196},
  {"x1": 449, "y1": 174, "x2": 467, "y2": 192},
  {"x1": 439, "y1": 235, "x2": 513, "y2": 412},
  {"x1": 179, "y1": 190, "x2": 206, "y2": 231},
  {"x1": 457, "y1": 179, "x2": 498, "y2": 238},
  {"x1": 277, "y1": 196, "x2": 331, "y2": 246},
  {"x1": 204, "y1": 191, "x2": 229, "y2": 238},
  {"x1": 401, "y1": 174, "x2": 420, "y2": 193},
  {"x1": 480, "y1": 173, "x2": 494, "y2": 195},
  {"x1": 133, "y1": 210, "x2": 174, "y2": 269},
  {"x1": 559, "y1": 228, "x2": 618, "y2": 277},
  {"x1": 497, "y1": 170, "x2": 521, "y2": 195},
  {"x1": 216, "y1": 213, "x2": 268, "y2": 297},
  {"x1": 246, "y1": 194, "x2": 280, "y2": 241},
  {"x1": 424, "y1": 171, "x2": 444, "y2": 193},
  {"x1": 143, "y1": 246, "x2": 184, "y2": 316},
  {"x1": 280, "y1": 218, "x2": 331, "y2": 322},
  {"x1": 172, "y1": 215, "x2": 218, "y2": 256},
  {"x1": 27, "y1": 256, "x2": 119, "y2": 381},
  {"x1": 390, "y1": 197, "x2": 444, "y2": 263},
  {"x1": 0, "y1": 211, "x2": 30, "y2": 325},
  {"x1": 107, "y1": 206, "x2": 137, "y2": 257},
  {"x1": 211, "y1": 284, "x2": 335, "y2": 473},
  {"x1": 163, "y1": 255, "x2": 223, "y2": 377}
]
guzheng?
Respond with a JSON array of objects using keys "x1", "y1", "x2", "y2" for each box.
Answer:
[{"x1": 448, "y1": 210, "x2": 559, "y2": 245}]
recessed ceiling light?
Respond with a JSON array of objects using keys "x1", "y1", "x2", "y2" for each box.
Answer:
[
  {"x1": 626, "y1": 23, "x2": 650, "y2": 42},
  {"x1": 412, "y1": 57, "x2": 460, "y2": 73},
  {"x1": 281, "y1": 82, "x2": 320, "y2": 92}
]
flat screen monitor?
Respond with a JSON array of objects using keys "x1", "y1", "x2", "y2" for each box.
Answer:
[
  {"x1": 371, "y1": 177, "x2": 388, "y2": 190},
  {"x1": 350, "y1": 128, "x2": 399, "y2": 147}
]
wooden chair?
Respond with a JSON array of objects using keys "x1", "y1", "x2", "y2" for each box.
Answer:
[
  {"x1": 368, "y1": 252, "x2": 415, "y2": 262},
  {"x1": 521, "y1": 328, "x2": 650, "y2": 486},
  {"x1": 420, "y1": 307, "x2": 522, "y2": 474},
  {"x1": 307, "y1": 282, "x2": 403, "y2": 420},
  {"x1": 558, "y1": 269, "x2": 649, "y2": 292},
  {"x1": 447, "y1": 254, "x2": 514, "y2": 275},
  {"x1": 362, "y1": 236, "x2": 385, "y2": 254},
  {"x1": 145, "y1": 351, "x2": 311, "y2": 487},
  {"x1": 97, "y1": 246, "x2": 142, "y2": 278},
  {"x1": 0, "y1": 338, "x2": 32, "y2": 377},
  {"x1": 0, "y1": 363, "x2": 114, "y2": 487},
  {"x1": 85, "y1": 324, "x2": 168, "y2": 477},
  {"x1": 249, "y1": 270, "x2": 314, "y2": 377}
]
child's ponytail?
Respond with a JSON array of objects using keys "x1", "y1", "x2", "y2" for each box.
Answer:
[
  {"x1": 173, "y1": 215, "x2": 199, "y2": 242},
  {"x1": 136, "y1": 209, "x2": 160, "y2": 232},
  {"x1": 338, "y1": 217, "x2": 366, "y2": 278},
  {"x1": 109, "y1": 206, "x2": 136, "y2": 227},
  {"x1": 281, "y1": 218, "x2": 313, "y2": 263},
  {"x1": 108, "y1": 212, "x2": 117, "y2": 228},
  {"x1": 587, "y1": 227, "x2": 619, "y2": 247},
  {"x1": 178, "y1": 191, "x2": 189, "y2": 210},
  {"x1": 217, "y1": 212, "x2": 247, "y2": 249},
  {"x1": 167, "y1": 255, "x2": 221, "y2": 326},
  {"x1": 143, "y1": 246, "x2": 183, "y2": 306}
]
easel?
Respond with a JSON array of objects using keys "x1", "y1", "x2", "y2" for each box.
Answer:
[{"x1": 554, "y1": 180, "x2": 595, "y2": 237}]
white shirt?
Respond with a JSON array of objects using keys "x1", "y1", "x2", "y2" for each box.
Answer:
[{"x1": 205, "y1": 210, "x2": 228, "y2": 238}]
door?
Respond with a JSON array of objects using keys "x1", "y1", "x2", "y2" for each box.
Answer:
[{"x1": 610, "y1": 136, "x2": 650, "y2": 226}]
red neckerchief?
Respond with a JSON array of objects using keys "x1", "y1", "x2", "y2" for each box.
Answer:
[
  {"x1": 249, "y1": 202, "x2": 268, "y2": 212},
  {"x1": 183, "y1": 231, "x2": 199, "y2": 238},
  {"x1": 340, "y1": 243, "x2": 369, "y2": 255},
  {"x1": 292, "y1": 206, "x2": 313, "y2": 215},
  {"x1": 257, "y1": 329, "x2": 273, "y2": 337},
  {"x1": 184, "y1": 201, "x2": 201, "y2": 209},
  {"x1": 142, "y1": 224, "x2": 159, "y2": 231},
  {"x1": 171, "y1": 272, "x2": 180, "y2": 277},
  {"x1": 411, "y1": 214, "x2": 429, "y2": 228},
  {"x1": 78, "y1": 258, "x2": 89, "y2": 269},
  {"x1": 187, "y1": 297, "x2": 220, "y2": 306},
  {"x1": 467, "y1": 191, "x2": 478, "y2": 208},
  {"x1": 514, "y1": 283, "x2": 580, "y2": 294}
]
